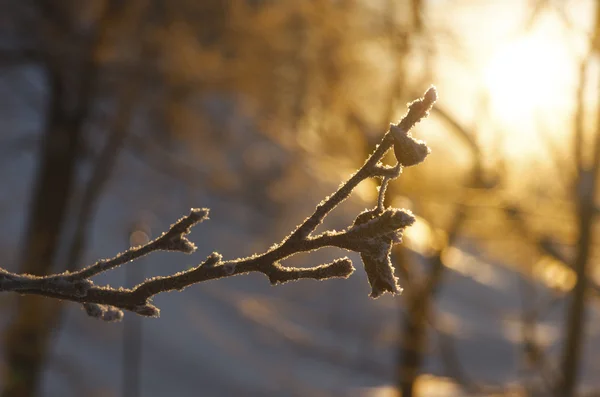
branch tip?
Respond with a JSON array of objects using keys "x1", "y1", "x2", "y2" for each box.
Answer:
[
  {"x1": 396, "y1": 86, "x2": 438, "y2": 133},
  {"x1": 330, "y1": 257, "x2": 355, "y2": 278},
  {"x1": 189, "y1": 207, "x2": 209, "y2": 223},
  {"x1": 268, "y1": 257, "x2": 355, "y2": 286},
  {"x1": 424, "y1": 85, "x2": 438, "y2": 105},
  {"x1": 162, "y1": 236, "x2": 196, "y2": 253}
]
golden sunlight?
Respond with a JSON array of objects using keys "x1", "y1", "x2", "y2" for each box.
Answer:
[{"x1": 484, "y1": 33, "x2": 575, "y2": 125}]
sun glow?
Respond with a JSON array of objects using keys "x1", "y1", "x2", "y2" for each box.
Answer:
[{"x1": 484, "y1": 34, "x2": 576, "y2": 125}]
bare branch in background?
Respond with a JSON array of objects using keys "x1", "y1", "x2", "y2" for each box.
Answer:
[{"x1": 559, "y1": 7, "x2": 600, "y2": 393}]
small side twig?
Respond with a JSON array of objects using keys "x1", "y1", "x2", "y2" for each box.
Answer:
[
  {"x1": 66, "y1": 208, "x2": 209, "y2": 280},
  {"x1": 0, "y1": 87, "x2": 438, "y2": 321}
]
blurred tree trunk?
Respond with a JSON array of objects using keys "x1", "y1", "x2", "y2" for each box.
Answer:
[
  {"x1": 1, "y1": 8, "x2": 105, "y2": 395},
  {"x1": 396, "y1": 259, "x2": 436, "y2": 397},
  {"x1": 557, "y1": 4, "x2": 600, "y2": 396},
  {"x1": 2, "y1": 71, "x2": 87, "y2": 397},
  {"x1": 396, "y1": 211, "x2": 464, "y2": 397},
  {"x1": 394, "y1": 104, "x2": 485, "y2": 395},
  {"x1": 557, "y1": 174, "x2": 595, "y2": 397}
]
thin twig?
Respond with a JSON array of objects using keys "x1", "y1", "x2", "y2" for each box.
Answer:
[{"x1": 67, "y1": 208, "x2": 208, "y2": 280}]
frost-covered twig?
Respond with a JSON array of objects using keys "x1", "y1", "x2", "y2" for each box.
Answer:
[
  {"x1": 0, "y1": 87, "x2": 437, "y2": 321},
  {"x1": 67, "y1": 207, "x2": 208, "y2": 280}
]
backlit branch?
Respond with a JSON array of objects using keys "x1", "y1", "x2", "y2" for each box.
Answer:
[{"x1": 0, "y1": 87, "x2": 437, "y2": 321}]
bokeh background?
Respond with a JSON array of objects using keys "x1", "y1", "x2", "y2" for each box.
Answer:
[{"x1": 1, "y1": 0, "x2": 599, "y2": 396}]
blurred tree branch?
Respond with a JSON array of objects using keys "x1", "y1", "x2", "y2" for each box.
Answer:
[
  {"x1": 558, "y1": 4, "x2": 600, "y2": 395},
  {"x1": 395, "y1": 78, "x2": 493, "y2": 396},
  {"x1": 1, "y1": 0, "x2": 118, "y2": 394}
]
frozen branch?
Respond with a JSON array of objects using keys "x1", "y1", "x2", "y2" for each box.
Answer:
[{"x1": 0, "y1": 87, "x2": 437, "y2": 321}]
